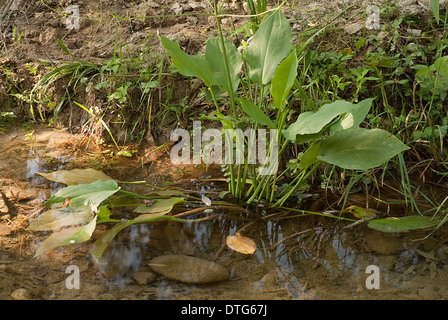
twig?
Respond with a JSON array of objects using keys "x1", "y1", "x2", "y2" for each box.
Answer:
[
  {"x1": 173, "y1": 205, "x2": 253, "y2": 218},
  {"x1": 270, "y1": 227, "x2": 323, "y2": 251},
  {"x1": 0, "y1": 0, "x2": 14, "y2": 25},
  {"x1": 313, "y1": 230, "x2": 328, "y2": 269},
  {"x1": 342, "y1": 214, "x2": 379, "y2": 229}
]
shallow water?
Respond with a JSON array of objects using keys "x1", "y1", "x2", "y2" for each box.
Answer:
[{"x1": 1, "y1": 127, "x2": 448, "y2": 300}]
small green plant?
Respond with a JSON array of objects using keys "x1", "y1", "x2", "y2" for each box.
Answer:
[
  {"x1": 30, "y1": 37, "x2": 161, "y2": 144},
  {"x1": 30, "y1": 40, "x2": 100, "y2": 123}
]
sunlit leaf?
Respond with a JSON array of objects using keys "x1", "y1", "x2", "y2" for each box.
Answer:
[
  {"x1": 205, "y1": 37, "x2": 243, "y2": 94},
  {"x1": 285, "y1": 99, "x2": 373, "y2": 139},
  {"x1": 38, "y1": 168, "x2": 114, "y2": 185},
  {"x1": 330, "y1": 98, "x2": 374, "y2": 133},
  {"x1": 160, "y1": 36, "x2": 215, "y2": 87},
  {"x1": 271, "y1": 49, "x2": 298, "y2": 110},
  {"x1": 246, "y1": 10, "x2": 293, "y2": 85},
  {"x1": 44, "y1": 180, "x2": 120, "y2": 207},
  {"x1": 34, "y1": 216, "x2": 97, "y2": 257},
  {"x1": 226, "y1": 232, "x2": 256, "y2": 254}
]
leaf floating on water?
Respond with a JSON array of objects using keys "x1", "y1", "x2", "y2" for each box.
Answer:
[
  {"x1": 134, "y1": 197, "x2": 184, "y2": 216},
  {"x1": 367, "y1": 215, "x2": 443, "y2": 233},
  {"x1": 202, "y1": 195, "x2": 212, "y2": 206},
  {"x1": 38, "y1": 168, "x2": 114, "y2": 185},
  {"x1": 226, "y1": 232, "x2": 256, "y2": 254}
]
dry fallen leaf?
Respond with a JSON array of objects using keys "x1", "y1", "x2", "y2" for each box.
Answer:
[
  {"x1": 0, "y1": 224, "x2": 11, "y2": 236},
  {"x1": 226, "y1": 232, "x2": 256, "y2": 254}
]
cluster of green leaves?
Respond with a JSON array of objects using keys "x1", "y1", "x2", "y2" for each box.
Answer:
[
  {"x1": 29, "y1": 168, "x2": 189, "y2": 259},
  {"x1": 161, "y1": 8, "x2": 409, "y2": 207},
  {"x1": 301, "y1": 8, "x2": 448, "y2": 152},
  {"x1": 291, "y1": 5, "x2": 448, "y2": 212}
]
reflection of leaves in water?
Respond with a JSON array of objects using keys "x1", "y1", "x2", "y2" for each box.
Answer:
[
  {"x1": 28, "y1": 205, "x2": 93, "y2": 231},
  {"x1": 34, "y1": 216, "x2": 97, "y2": 257}
]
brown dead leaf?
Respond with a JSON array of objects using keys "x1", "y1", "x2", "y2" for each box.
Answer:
[
  {"x1": 0, "y1": 224, "x2": 12, "y2": 236},
  {"x1": 226, "y1": 232, "x2": 256, "y2": 254}
]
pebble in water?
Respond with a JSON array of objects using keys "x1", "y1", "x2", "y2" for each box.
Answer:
[
  {"x1": 148, "y1": 255, "x2": 229, "y2": 284},
  {"x1": 11, "y1": 288, "x2": 31, "y2": 300}
]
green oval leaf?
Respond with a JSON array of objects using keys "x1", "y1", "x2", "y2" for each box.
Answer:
[
  {"x1": 134, "y1": 197, "x2": 185, "y2": 216},
  {"x1": 285, "y1": 99, "x2": 373, "y2": 139},
  {"x1": 34, "y1": 216, "x2": 97, "y2": 257},
  {"x1": 44, "y1": 180, "x2": 120, "y2": 207},
  {"x1": 330, "y1": 98, "x2": 374, "y2": 133},
  {"x1": 271, "y1": 49, "x2": 298, "y2": 110},
  {"x1": 246, "y1": 10, "x2": 293, "y2": 85},
  {"x1": 318, "y1": 128, "x2": 409, "y2": 170},
  {"x1": 205, "y1": 37, "x2": 243, "y2": 94},
  {"x1": 367, "y1": 215, "x2": 442, "y2": 233}
]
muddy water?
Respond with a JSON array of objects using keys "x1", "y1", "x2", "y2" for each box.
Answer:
[{"x1": 1, "y1": 126, "x2": 448, "y2": 300}]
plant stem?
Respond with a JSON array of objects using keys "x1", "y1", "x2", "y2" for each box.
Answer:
[
  {"x1": 116, "y1": 189, "x2": 153, "y2": 199},
  {"x1": 274, "y1": 160, "x2": 322, "y2": 207},
  {"x1": 214, "y1": 0, "x2": 238, "y2": 121}
]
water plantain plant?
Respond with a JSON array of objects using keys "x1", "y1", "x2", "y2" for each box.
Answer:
[
  {"x1": 29, "y1": 169, "x2": 199, "y2": 260},
  {"x1": 161, "y1": 7, "x2": 409, "y2": 206}
]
